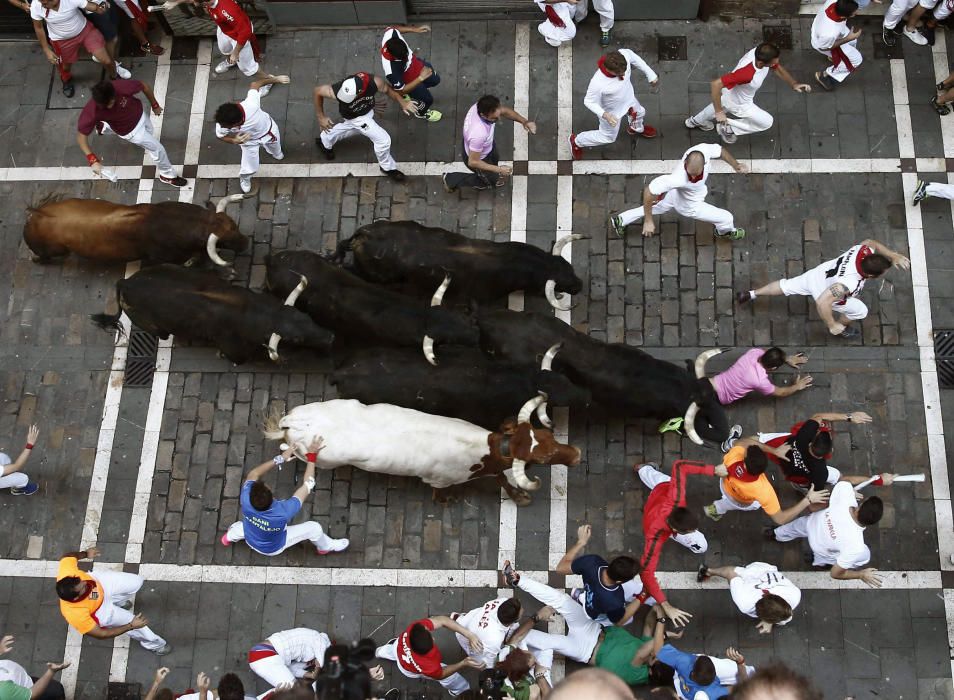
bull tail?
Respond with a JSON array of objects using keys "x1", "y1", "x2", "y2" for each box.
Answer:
[
  {"x1": 89, "y1": 280, "x2": 126, "y2": 337},
  {"x1": 263, "y1": 408, "x2": 286, "y2": 440}
]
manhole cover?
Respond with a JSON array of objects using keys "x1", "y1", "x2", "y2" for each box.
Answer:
[
  {"x1": 658, "y1": 36, "x2": 687, "y2": 61},
  {"x1": 124, "y1": 327, "x2": 159, "y2": 388},
  {"x1": 762, "y1": 25, "x2": 793, "y2": 50},
  {"x1": 935, "y1": 330, "x2": 954, "y2": 388}
]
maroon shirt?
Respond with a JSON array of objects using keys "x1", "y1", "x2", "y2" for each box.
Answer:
[{"x1": 77, "y1": 80, "x2": 145, "y2": 136}]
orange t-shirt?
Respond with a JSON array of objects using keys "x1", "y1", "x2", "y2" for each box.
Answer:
[
  {"x1": 57, "y1": 556, "x2": 104, "y2": 634},
  {"x1": 721, "y1": 446, "x2": 781, "y2": 515}
]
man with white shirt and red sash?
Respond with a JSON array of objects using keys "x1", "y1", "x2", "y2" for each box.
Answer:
[
  {"x1": 811, "y1": 0, "x2": 863, "y2": 91},
  {"x1": 686, "y1": 43, "x2": 810, "y2": 144}
]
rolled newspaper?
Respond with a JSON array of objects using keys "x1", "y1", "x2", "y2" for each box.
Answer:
[{"x1": 854, "y1": 473, "x2": 925, "y2": 491}]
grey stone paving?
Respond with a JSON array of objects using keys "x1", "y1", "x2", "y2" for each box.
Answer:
[{"x1": 0, "y1": 10, "x2": 952, "y2": 700}]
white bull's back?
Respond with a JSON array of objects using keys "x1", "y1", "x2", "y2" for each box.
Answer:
[{"x1": 278, "y1": 399, "x2": 492, "y2": 488}]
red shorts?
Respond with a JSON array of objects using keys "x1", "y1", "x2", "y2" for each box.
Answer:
[{"x1": 51, "y1": 22, "x2": 105, "y2": 65}]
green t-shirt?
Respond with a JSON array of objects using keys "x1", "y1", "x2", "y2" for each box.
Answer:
[
  {"x1": 594, "y1": 626, "x2": 651, "y2": 686},
  {"x1": 0, "y1": 680, "x2": 31, "y2": 700}
]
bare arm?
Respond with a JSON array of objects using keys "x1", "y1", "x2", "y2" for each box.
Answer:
[
  {"x1": 860, "y1": 238, "x2": 911, "y2": 269},
  {"x1": 832, "y1": 27, "x2": 863, "y2": 48},
  {"x1": 771, "y1": 374, "x2": 813, "y2": 397},
  {"x1": 86, "y1": 613, "x2": 149, "y2": 640},
  {"x1": 467, "y1": 149, "x2": 508, "y2": 175},
  {"x1": 614, "y1": 596, "x2": 643, "y2": 628},
  {"x1": 81, "y1": 1, "x2": 106, "y2": 12},
  {"x1": 709, "y1": 77, "x2": 726, "y2": 120},
  {"x1": 291, "y1": 461, "x2": 316, "y2": 503},
  {"x1": 814, "y1": 287, "x2": 846, "y2": 334},
  {"x1": 718, "y1": 146, "x2": 747, "y2": 173},
  {"x1": 774, "y1": 64, "x2": 810, "y2": 92},
  {"x1": 139, "y1": 81, "x2": 162, "y2": 115},
  {"x1": 733, "y1": 436, "x2": 790, "y2": 461},
  {"x1": 387, "y1": 23, "x2": 430, "y2": 33},
  {"x1": 633, "y1": 608, "x2": 667, "y2": 665},
  {"x1": 8, "y1": 0, "x2": 30, "y2": 13},
  {"x1": 374, "y1": 75, "x2": 417, "y2": 115},
  {"x1": 641, "y1": 185, "x2": 656, "y2": 237},
  {"x1": 2, "y1": 425, "x2": 38, "y2": 477},
  {"x1": 500, "y1": 106, "x2": 536, "y2": 134},
  {"x1": 831, "y1": 565, "x2": 882, "y2": 588},
  {"x1": 33, "y1": 19, "x2": 58, "y2": 63},
  {"x1": 314, "y1": 84, "x2": 334, "y2": 130},
  {"x1": 142, "y1": 668, "x2": 170, "y2": 700},
  {"x1": 810, "y1": 411, "x2": 871, "y2": 424},
  {"x1": 554, "y1": 524, "x2": 590, "y2": 575},
  {"x1": 29, "y1": 663, "x2": 69, "y2": 700},
  {"x1": 769, "y1": 488, "x2": 827, "y2": 526},
  {"x1": 250, "y1": 74, "x2": 287, "y2": 92}
]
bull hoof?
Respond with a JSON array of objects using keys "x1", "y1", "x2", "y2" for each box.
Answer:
[{"x1": 511, "y1": 490, "x2": 532, "y2": 507}]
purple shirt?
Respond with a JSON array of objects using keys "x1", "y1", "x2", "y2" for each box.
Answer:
[
  {"x1": 462, "y1": 103, "x2": 495, "y2": 159},
  {"x1": 712, "y1": 348, "x2": 776, "y2": 405}
]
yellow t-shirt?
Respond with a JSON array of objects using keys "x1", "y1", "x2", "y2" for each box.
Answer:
[
  {"x1": 722, "y1": 446, "x2": 781, "y2": 515},
  {"x1": 57, "y1": 556, "x2": 104, "y2": 634}
]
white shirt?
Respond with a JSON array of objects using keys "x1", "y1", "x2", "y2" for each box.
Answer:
[
  {"x1": 380, "y1": 27, "x2": 413, "y2": 86},
  {"x1": 721, "y1": 48, "x2": 772, "y2": 105},
  {"x1": 811, "y1": 0, "x2": 850, "y2": 51},
  {"x1": 583, "y1": 48, "x2": 658, "y2": 119},
  {"x1": 267, "y1": 627, "x2": 331, "y2": 666},
  {"x1": 648, "y1": 143, "x2": 723, "y2": 202},
  {"x1": 806, "y1": 481, "x2": 871, "y2": 569},
  {"x1": 729, "y1": 562, "x2": 801, "y2": 624},
  {"x1": 0, "y1": 660, "x2": 33, "y2": 688},
  {"x1": 454, "y1": 598, "x2": 519, "y2": 668},
  {"x1": 215, "y1": 89, "x2": 275, "y2": 142},
  {"x1": 800, "y1": 243, "x2": 874, "y2": 300},
  {"x1": 30, "y1": 0, "x2": 89, "y2": 41}
]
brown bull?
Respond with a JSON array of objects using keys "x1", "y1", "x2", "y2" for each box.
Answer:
[{"x1": 23, "y1": 194, "x2": 249, "y2": 266}]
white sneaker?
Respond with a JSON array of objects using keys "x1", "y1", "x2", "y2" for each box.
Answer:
[
  {"x1": 272, "y1": 151, "x2": 284, "y2": 160},
  {"x1": 239, "y1": 175, "x2": 252, "y2": 194},
  {"x1": 259, "y1": 83, "x2": 271, "y2": 97},
  {"x1": 214, "y1": 59, "x2": 233, "y2": 74},
  {"x1": 115, "y1": 62, "x2": 131, "y2": 79},
  {"x1": 685, "y1": 116, "x2": 715, "y2": 131},
  {"x1": 903, "y1": 26, "x2": 928, "y2": 45},
  {"x1": 317, "y1": 538, "x2": 349, "y2": 554}
]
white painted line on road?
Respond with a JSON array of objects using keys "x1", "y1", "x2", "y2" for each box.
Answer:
[{"x1": 185, "y1": 40, "x2": 213, "y2": 166}]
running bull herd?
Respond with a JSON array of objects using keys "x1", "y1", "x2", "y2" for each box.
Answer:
[{"x1": 22, "y1": 194, "x2": 730, "y2": 503}]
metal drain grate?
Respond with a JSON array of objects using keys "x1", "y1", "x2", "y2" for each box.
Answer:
[
  {"x1": 658, "y1": 36, "x2": 688, "y2": 61},
  {"x1": 124, "y1": 328, "x2": 159, "y2": 388},
  {"x1": 762, "y1": 25, "x2": 793, "y2": 50},
  {"x1": 936, "y1": 330, "x2": 954, "y2": 389}
]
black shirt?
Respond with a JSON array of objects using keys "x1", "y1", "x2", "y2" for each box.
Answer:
[
  {"x1": 780, "y1": 419, "x2": 829, "y2": 490},
  {"x1": 333, "y1": 73, "x2": 377, "y2": 120}
]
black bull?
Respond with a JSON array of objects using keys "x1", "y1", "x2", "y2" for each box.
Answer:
[
  {"x1": 90, "y1": 264, "x2": 334, "y2": 364},
  {"x1": 265, "y1": 250, "x2": 479, "y2": 363},
  {"x1": 333, "y1": 220, "x2": 585, "y2": 311},
  {"x1": 477, "y1": 310, "x2": 730, "y2": 444},
  {"x1": 330, "y1": 346, "x2": 592, "y2": 430}
]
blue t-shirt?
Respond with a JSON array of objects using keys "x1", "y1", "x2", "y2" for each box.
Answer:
[
  {"x1": 656, "y1": 645, "x2": 729, "y2": 700},
  {"x1": 240, "y1": 480, "x2": 302, "y2": 554},
  {"x1": 571, "y1": 554, "x2": 625, "y2": 622}
]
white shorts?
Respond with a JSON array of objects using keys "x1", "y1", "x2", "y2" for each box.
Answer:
[{"x1": 778, "y1": 267, "x2": 828, "y2": 298}]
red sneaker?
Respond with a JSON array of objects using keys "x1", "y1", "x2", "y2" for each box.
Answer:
[
  {"x1": 638, "y1": 124, "x2": 658, "y2": 138},
  {"x1": 220, "y1": 533, "x2": 231, "y2": 546},
  {"x1": 568, "y1": 134, "x2": 583, "y2": 160}
]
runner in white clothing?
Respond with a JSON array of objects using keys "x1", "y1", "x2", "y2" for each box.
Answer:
[
  {"x1": 881, "y1": 0, "x2": 932, "y2": 46},
  {"x1": 570, "y1": 49, "x2": 658, "y2": 159},
  {"x1": 811, "y1": 0, "x2": 863, "y2": 91},
  {"x1": 609, "y1": 143, "x2": 748, "y2": 240},
  {"x1": 737, "y1": 239, "x2": 911, "y2": 338},
  {"x1": 214, "y1": 75, "x2": 289, "y2": 194},
  {"x1": 686, "y1": 43, "x2": 810, "y2": 144},
  {"x1": 451, "y1": 597, "x2": 521, "y2": 668},
  {"x1": 535, "y1": 0, "x2": 615, "y2": 47},
  {"x1": 768, "y1": 481, "x2": 887, "y2": 588},
  {"x1": 913, "y1": 178, "x2": 954, "y2": 204},
  {"x1": 248, "y1": 627, "x2": 330, "y2": 689},
  {"x1": 697, "y1": 562, "x2": 802, "y2": 635}
]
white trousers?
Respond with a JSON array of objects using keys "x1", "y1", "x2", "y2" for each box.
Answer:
[
  {"x1": 926, "y1": 182, "x2": 954, "y2": 199},
  {"x1": 817, "y1": 41, "x2": 863, "y2": 83},
  {"x1": 777, "y1": 275, "x2": 869, "y2": 320},
  {"x1": 619, "y1": 189, "x2": 736, "y2": 235},
  {"x1": 692, "y1": 92, "x2": 774, "y2": 136},
  {"x1": 0, "y1": 453, "x2": 28, "y2": 490},
  {"x1": 573, "y1": 0, "x2": 615, "y2": 31},
  {"x1": 537, "y1": 3, "x2": 576, "y2": 46},
  {"x1": 883, "y1": 0, "x2": 935, "y2": 27},
  {"x1": 712, "y1": 478, "x2": 763, "y2": 515},
  {"x1": 250, "y1": 647, "x2": 324, "y2": 688},
  {"x1": 319, "y1": 114, "x2": 398, "y2": 172},
  {"x1": 518, "y1": 577, "x2": 601, "y2": 664},
  {"x1": 226, "y1": 520, "x2": 334, "y2": 556},
  {"x1": 935, "y1": 0, "x2": 952, "y2": 21},
  {"x1": 576, "y1": 101, "x2": 645, "y2": 147},
  {"x1": 673, "y1": 657, "x2": 756, "y2": 699},
  {"x1": 637, "y1": 465, "x2": 709, "y2": 554},
  {"x1": 237, "y1": 119, "x2": 282, "y2": 176},
  {"x1": 216, "y1": 26, "x2": 259, "y2": 76},
  {"x1": 93, "y1": 570, "x2": 166, "y2": 651},
  {"x1": 375, "y1": 638, "x2": 470, "y2": 695},
  {"x1": 770, "y1": 515, "x2": 834, "y2": 565},
  {"x1": 107, "y1": 114, "x2": 176, "y2": 178}
]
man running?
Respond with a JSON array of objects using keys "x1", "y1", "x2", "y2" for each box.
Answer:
[
  {"x1": 380, "y1": 24, "x2": 441, "y2": 122},
  {"x1": 811, "y1": 0, "x2": 863, "y2": 91},
  {"x1": 535, "y1": 0, "x2": 615, "y2": 47},
  {"x1": 686, "y1": 42, "x2": 810, "y2": 144},
  {"x1": 609, "y1": 144, "x2": 748, "y2": 240}
]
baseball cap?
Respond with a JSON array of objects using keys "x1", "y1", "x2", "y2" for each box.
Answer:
[{"x1": 336, "y1": 77, "x2": 359, "y2": 103}]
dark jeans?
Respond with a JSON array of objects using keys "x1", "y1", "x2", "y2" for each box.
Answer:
[
  {"x1": 407, "y1": 60, "x2": 440, "y2": 112},
  {"x1": 30, "y1": 678, "x2": 66, "y2": 700},
  {"x1": 444, "y1": 141, "x2": 499, "y2": 190}
]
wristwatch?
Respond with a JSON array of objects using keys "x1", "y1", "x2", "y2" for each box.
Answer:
[
  {"x1": 273, "y1": 455, "x2": 286, "y2": 466},
  {"x1": 656, "y1": 617, "x2": 668, "y2": 625},
  {"x1": 846, "y1": 413, "x2": 853, "y2": 422}
]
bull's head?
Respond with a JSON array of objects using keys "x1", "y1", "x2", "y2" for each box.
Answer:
[
  {"x1": 682, "y1": 349, "x2": 727, "y2": 445},
  {"x1": 544, "y1": 235, "x2": 585, "y2": 311},
  {"x1": 207, "y1": 194, "x2": 251, "y2": 266},
  {"x1": 503, "y1": 394, "x2": 582, "y2": 491}
]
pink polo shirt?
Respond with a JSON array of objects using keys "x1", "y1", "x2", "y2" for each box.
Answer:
[
  {"x1": 712, "y1": 348, "x2": 776, "y2": 405},
  {"x1": 462, "y1": 103, "x2": 495, "y2": 159}
]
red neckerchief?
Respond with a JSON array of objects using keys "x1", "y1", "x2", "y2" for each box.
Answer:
[
  {"x1": 544, "y1": 5, "x2": 565, "y2": 27},
  {"x1": 685, "y1": 162, "x2": 704, "y2": 183},
  {"x1": 598, "y1": 56, "x2": 624, "y2": 80},
  {"x1": 825, "y1": 3, "x2": 847, "y2": 21},
  {"x1": 728, "y1": 459, "x2": 760, "y2": 483}
]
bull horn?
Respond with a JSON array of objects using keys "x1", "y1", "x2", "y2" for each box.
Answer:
[
  {"x1": 215, "y1": 193, "x2": 247, "y2": 213},
  {"x1": 545, "y1": 280, "x2": 573, "y2": 311},
  {"x1": 536, "y1": 401, "x2": 552, "y2": 428},
  {"x1": 267, "y1": 333, "x2": 281, "y2": 362},
  {"x1": 431, "y1": 274, "x2": 451, "y2": 306},
  {"x1": 541, "y1": 343, "x2": 562, "y2": 371},
  {"x1": 510, "y1": 458, "x2": 542, "y2": 491},
  {"x1": 551, "y1": 234, "x2": 584, "y2": 257},
  {"x1": 683, "y1": 402, "x2": 704, "y2": 445},
  {"x1": 518, "y1": 393, "x2": 547, "y2": 424},
  {"x1": 206, "y1": 233, "x2": 230, "y2": 267},
  {"x1": 266, "y1": 276, "x2": 309, "y2": 362},
  {"x1": 423, "y1": 335, "x2": 437, "y2": 366},
  {"x1": 693, "y1": 348, "x2": 725, "y2": 379}
]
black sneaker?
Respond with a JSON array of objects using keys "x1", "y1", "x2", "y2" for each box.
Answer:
[
  {"x1": 696, "y1": 564, "x2": 710, "y2": 583},
  {"x1": 381, "y1": 167, "x2": 406, "y2": 182},
  {"x1": 922, "y1": 24, "x2": 936, "y2": 46},
  {"x1": 159, "y1": 174, "x2": 188, "y2": 188},
  {"x1": 763, "y1": 526, "x2": 778, "y2": 542},
  {"x1": 720, "y1": 424, "x2": 743, "y2": 453},
  {"x1": 932, "y1": 95, "x2": 951, "y2": 115},
  {"x1": 839, "y1": 325, "x2": 861, "y2": 339},
  {"x1": 882, "y1": 25, "x2": 898, "y2": 46},
  {"x1": 315, "y1": 138, "x2": 335, "y2": 160},
  {"x1": 442, "y1": 174, "x2": 457, "y2": 193},
  {"x1": 62, "y1": 80, "x2": 75, "y2": 98},
  {"x1": 913, "y1": 179, "x2": 928, "y2": 206},
  {"x1": 736, "y1": 290, "x2": 752, "y2": 305},
  {"x1": 814, "y1": 71, "x2": 837, "y2": 91}
]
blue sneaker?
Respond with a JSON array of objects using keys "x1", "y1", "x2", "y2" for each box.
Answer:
[{"x1": 11, "y1": 482, "x2": 38, "y2": 496}]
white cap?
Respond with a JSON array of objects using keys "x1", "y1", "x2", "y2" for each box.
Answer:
[{"x1": 336, "y1": 77, "x2": 359, "y2": 103}]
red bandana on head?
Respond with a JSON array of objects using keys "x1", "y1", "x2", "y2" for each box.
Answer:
[
  {"x1": 729, "y1": 459, "x2": 760, "y2": 483},
  {"x1": 598, "y1": 56, "x2": 625, "y2": 80},
  {"x1": 825, "y1": 3, "x2": 847, "y2": 21}
]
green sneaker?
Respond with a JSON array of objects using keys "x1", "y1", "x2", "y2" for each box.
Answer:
[
  {"x1": 704, "y1": 504, "x2": 723, "y2": 522},
  {"x1": 658, "y1": 416, "x2": 684, "y2": 434},
  {"x1": 609, "y1": 213, "x2": 626, "y2": 238},
  {"x1": 421, "y1": 108, "x2": 442, "y2": 122},
  {"x1": 716, "y1": 227, "x2": 746, "y2": 241},
  {"x1": 600, "y1": 30, "x2": 611, "y2": 47}
]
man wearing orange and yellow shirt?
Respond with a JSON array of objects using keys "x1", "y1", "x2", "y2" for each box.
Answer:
[
  {"x1": 703, "y1": 443, "x2": 829, "y2": 523},
  {"x1": 54, "y1": 546, "x2": 170, "y2": 654}
]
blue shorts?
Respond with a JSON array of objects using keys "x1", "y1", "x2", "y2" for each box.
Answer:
[{"x1": 85, "y1": 3, "x2": 119, "y2": 42}]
